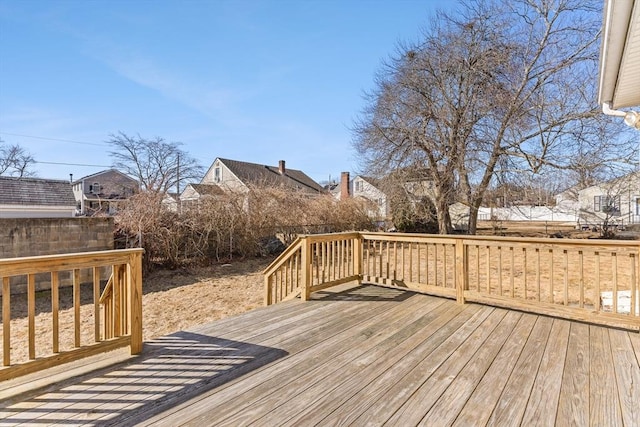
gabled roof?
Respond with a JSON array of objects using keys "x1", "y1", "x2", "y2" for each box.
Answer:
[
  {"x1": 0, "y1": 176, "x2": 76, "y2": 206},
  {"x1": 72, "y1": 169, "x2": 137, "y2": 185},
  {"x1": 577, "y1": 170, "x2": 640, "y2": 193},
  {"x1": 218, "y1": 158, "x2": 324, "y2": 194},
  {"x1": 356, "y1": 175, "x2": 383, "y2": 189},
  {"x1": 189, "y1": 183, "x2": 226, "y2": 196}
]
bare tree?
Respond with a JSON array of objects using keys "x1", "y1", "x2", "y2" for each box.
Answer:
[
  {"x1": 107, "y1": 132, "x2": 204, "y2": 193},
  {"x1": 353, "y1": 0, "x2": 632, "y2": 234},
  {"x1": 0, "y1": 139, "x2": 35, "y2": 177}
]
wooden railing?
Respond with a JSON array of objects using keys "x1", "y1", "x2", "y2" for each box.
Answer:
[
  {"x1": 0, "y1": 249, "x2": 143, "y2": 381},
  {"x1": 265, "y1": 232, "x2": 640, "y2": 330},
  {"x1": 264, "y1": 233, "x2": 361, "y2": 304}
]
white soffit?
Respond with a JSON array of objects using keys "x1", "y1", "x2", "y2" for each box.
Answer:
[
  {"x1": 599, "y1": 0, "x2": 640, "y2": 109},
  {"x1": 614, "y1": 0, "x2": 640, "y2": 108}
]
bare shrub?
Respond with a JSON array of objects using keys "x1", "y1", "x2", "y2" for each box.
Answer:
[{"x1": 115, "y1": 186, "x2": 376, "y2": 270}]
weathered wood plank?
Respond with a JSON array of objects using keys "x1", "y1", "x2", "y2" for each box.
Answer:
[
  {"x1": 420, "y1": 312, "x2": 536, "y2": 426},
  {"x1": 520, "y1": 319, "x2": 570, "y2": 425},
  {"x1": 455, "y1": 315, "x2": 553, "y2": 426},
  {"x1": 286, "y1": 304, "x2": 483, "y2": 427},
  {"x1": 373, "y1": 309, "x2": 515, "y2": 425},
  {"x1": 93, "y1": 288, "x2": 426, "y2": 426},
  {"x1": 589, "y1": 326, "x2": 623, "y2": 426},
  {"x1": 609, "y1": 328, "x2": 640, "y2": 426},
  {"x1": 556, "y1": 322, "x2": 590, "y2": 426},
  {"x1": 205, "y1": 296, "x2": 450, "y2": 426},
  {"x1": 316, "y1": 304, "x2": 489, "y2": 427},
  {"x1": 3, "y1": 284, "x2": 639, "y2": 427}
]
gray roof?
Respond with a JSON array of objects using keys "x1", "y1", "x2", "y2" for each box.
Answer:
[
  {"x1": 0, "y1": 176, "x2": 76, "y2": 206},
  {"x1": 72, "y1": 168, "x2": 135, "y2": 185},
  {"x1": 189, "y1": 183, "x2": 226, "y2": 196},
  {"x1": 219, "y1": 158, "x2": 324, "y2": 194}
]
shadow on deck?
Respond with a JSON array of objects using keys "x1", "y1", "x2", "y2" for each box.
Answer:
[
  {"x1": 0, "y1": 332, "x2": 287, "y2": 425},
  {"x1": 1, "y1": 283, "x2": 639, "y2": 426}
]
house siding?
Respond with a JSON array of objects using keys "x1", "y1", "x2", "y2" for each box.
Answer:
[
  {"x1": 202, "y1": 159, "x2": 247, "y2": 192},
  {"x1": 577, "y1": 172, "x2": 640, "y2": 226},
  {"x1": 353, "y1": 176, "x2": 388, "y2": 220}
]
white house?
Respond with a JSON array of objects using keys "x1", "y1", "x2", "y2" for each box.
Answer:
[
  {"x1": 576, "y1": 171, "x2": 640, "y2": 227},
  {"x1": 0, "y1": 176, "x2": 76, "y2": 218},
  {"x1": 179, "y1": 183, "x2": 226, "y2": 209},
  {"x1": 331, "y1": 172, "x2": 389, "y2": 221}
]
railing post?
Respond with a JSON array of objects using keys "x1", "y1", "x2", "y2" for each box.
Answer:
[
  {"x1": 128, "y1": 251, "x2": 143, "y2": 355},
  {"x1": 455, "y1": 238, "x2": 468, "y2": 304},
  {"x1": 301, "y1": 236, "x2": 311, "y2": 301},
  {"x1": 3, "y1": 277, "x2": 10, "y2": 366},
  {"x1": 354, "y1": 233, "x2": 363, "y2": 284},
  {"x1": 264, "y1": 274, "x2": 272, "y2": 306}
]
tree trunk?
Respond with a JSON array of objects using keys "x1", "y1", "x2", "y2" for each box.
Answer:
[
  {"x1": 435, "y1": 193, "x2": 453, "y2": 234},
  {"x1": 467, "y1": 199, "x2": 482, "y2": 235}
]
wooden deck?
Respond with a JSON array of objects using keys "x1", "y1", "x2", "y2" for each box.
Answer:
[{"x1": 1, "y1": 284, "x2": 639, "y2": 426}]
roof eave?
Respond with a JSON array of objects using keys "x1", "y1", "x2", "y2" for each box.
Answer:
[{"x1": 598, "y1": 0, "x2": 638, "y2": 108}]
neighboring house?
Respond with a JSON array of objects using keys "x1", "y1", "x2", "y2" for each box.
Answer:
[
  {"x1": 554, "y1": 187, "x2": 580, "y2": 212},
  {"x1": 333, "y1": 170, "x2": 439, "y2": 223},
  {"x1": 0, "y1": 176, "x2": 76, "y2": 218},
  {"x1": 179, "y1": 183, "x2": 226, "y2": 208},
  {"x1": 72, "y1": 169, "x2": 138, "y2": 216},
  {"x1": 332, "y1": 172, "x2": 389, "y2": 221},
  {"x1": 577, "y1": 171, "x2": 640, "y2": 227},
  {"x1": 201, "y1": 158, "x2": 324, "y2": 196},
  {"x1": 352, "y1": 176, "x2": 388, "y2": 220},
  {"x1": 161, "y1": 192, "x2": 179, "y2": 212}
]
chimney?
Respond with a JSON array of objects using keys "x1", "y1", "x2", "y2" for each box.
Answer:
[
  {"x1": 69, "y1": 173, "x2": 73, "y2": 183},
  {"x1": 340, "y1": 171, "x2": 350, "y2": 200},
  {"x1": 278, "y1": 160, "x2": 286, "y2": 175}
]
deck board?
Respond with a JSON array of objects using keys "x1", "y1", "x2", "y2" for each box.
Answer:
[
  {"x1": 557, "y1": 322, "x2": 590, "y2": 426},
  {"x1": 520, "y1": 318, "x2": 570, "y2": 426},
  {"x1": 589, "y1": 327, "x2": 623, "y2": 426},
  {"x1": 1, "y1": 283, "x2": 639, "y2": 427},
  {"x1": 176, "y1": 293, "x2": 439, "y2": 426},
  {"x1": 610, "y1": 328, "x2": 640, "y2": 426},
  {"x1": 458, "y1": 315, "x2": 552, "y2": 426}
]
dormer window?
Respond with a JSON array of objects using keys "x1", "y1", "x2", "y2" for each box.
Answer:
[{"x1": 90, "y1": 182, "x2": 101, "y2": 194}]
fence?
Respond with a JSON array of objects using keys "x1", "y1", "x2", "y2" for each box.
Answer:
[{"x1": 265, "y1": 232, "x2": 640, "y2": 330}]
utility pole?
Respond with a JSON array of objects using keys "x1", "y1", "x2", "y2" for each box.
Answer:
[{"x1": 176, "y1": 152, "x2": 181, "y2": 195}]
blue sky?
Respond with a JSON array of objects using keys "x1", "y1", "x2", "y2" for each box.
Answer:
[{"x1": 0, "y1": 0, "x2": 455, "y2": 184}]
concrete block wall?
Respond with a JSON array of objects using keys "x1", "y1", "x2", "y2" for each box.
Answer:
[{"x1": 0, "y1": 218, "x2": 114, "y2": 294}]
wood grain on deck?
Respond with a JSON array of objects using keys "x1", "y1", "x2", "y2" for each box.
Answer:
[{"x1": 0, "y1": 284, "x2": 639, "y2": 426}]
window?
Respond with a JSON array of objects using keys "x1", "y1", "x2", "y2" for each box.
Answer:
[
  {"x1": 635, "y1": 197, "x2": 640, "y2": 215},
  {"x1": 214, "y1": 167, "x2": 221, "y2": 183},
  {"x1": 355, "y1": 180, "x2": 362, "y2": 192},
  {"x1": 594, "y1": 195, "x2": 620, "y2": 214},
  {"x1": 90, "y1": 182, "x2": 101, "y2": 194}
]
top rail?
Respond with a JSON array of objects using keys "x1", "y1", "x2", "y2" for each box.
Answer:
[
  {"x1": 359, "y1": 231, "x2": 640, "y2": 248},
  {"x1": 263, "y1": 237, "x2": 304, "y2": 277},
  {"x1": 0, "y1": 249, "x2": 144, "y2": 277}
]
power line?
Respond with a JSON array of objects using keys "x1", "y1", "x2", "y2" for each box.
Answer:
[
  {"x1": 35, "y1": 161, "x2": 112, "y2": 168},
  {"x1": 0, "y1": 132, "x2": 108, "y2": 147}
]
